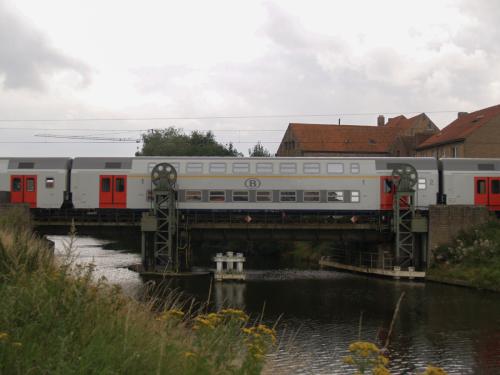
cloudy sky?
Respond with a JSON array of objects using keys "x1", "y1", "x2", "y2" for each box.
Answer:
[{"x1": 0, "y1": 0, "x2": 499, "y2": 156}]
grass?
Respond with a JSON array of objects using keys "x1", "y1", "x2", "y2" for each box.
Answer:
[
  {"x1": 429, "y1": 220, "x2": 500, "y2": 291},
  {"x1": 0, "y1": 207, "x2": 274, "y2": 374}
]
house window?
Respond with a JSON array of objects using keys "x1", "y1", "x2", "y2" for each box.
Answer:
[
  {"x1": 280, "y1": 191, "x2": 296, "y2": 202},
  {"x1": 327, "y1": 191, "x2": 344, "y2": 202},
  {"x1": 303, "y1": 163, "x2": 320, "y2": 174},
  {"x1": 256, "y1": 163, "x2": 273, "y2": 174},
  {"x1": 351, "y1": 191, "x2": 360, "y2": 203},
  {"x1": 350, "y1": 163, "x2": 360, "y2": 174},
  {"x1": 209, "y1": 163, "x2": 227, "y2": 173},
  {"x1": 256, "y1": 191, "x2": 272, "y2": 202},
  {"x1": 232, "y1": 163, "x2": 250, "y2": 173},
  {"x1": 186, "y1": 163, "x2": 203, "y2": 173},
  {"x1": 185, "y1": 190, "x2": 202, "y2": 201},
  {"x1": 418, "y1": 178, "x2": 427, "y2": 190},
  {"x1": 327, "y1": 163, "x2": 344, "y2": 174},
  {"x1": 280, "y1": 163, "x2": 297, "y2": 174},
  {"x1": 232, "y1": 191, "x2": 249, "y2": 202},
  {"x1": 209, "y1": 191, "x2": 225, "y2": 202},
  {"x1": 452, "y1": 147, "x2": 458, "y2": 158},
  {"x1": 45, "y1": 177, "x2": 55, "y2": 188},
  {"x1": 303, "y1": 191, "x2": 320, "y2": 202}
]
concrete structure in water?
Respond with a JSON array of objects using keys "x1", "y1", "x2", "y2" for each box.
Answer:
[{"x1": 213, "y1": 251, "x2": 246, "y2": 281}]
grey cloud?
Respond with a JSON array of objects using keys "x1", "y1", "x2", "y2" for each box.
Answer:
[
  {"x1": 132, "y1": 0, "x2": 500, "y2": 134},
  {"x1": 0, "y1": 1, "x2": 90, "y2": 90}
]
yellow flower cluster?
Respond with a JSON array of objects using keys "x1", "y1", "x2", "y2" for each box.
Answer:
[
  {"x1": 156, "y1": 309, "x2": 185, "y2": 322},
  {"x1": 219, "y1": 308, "x2": 249, "y2": 322},
  {"x1": 241, "y1": 324, "x2": 277, "y2": 360},
  {"x1": 421, "y1": 366, "x2": 448, "y2": 375},
  {"x1": 193, "y1": 313, "x2": 223, "y2": 330},
  {"x1": 343, "y1": 341, "x2": 389, "y2": 374}
]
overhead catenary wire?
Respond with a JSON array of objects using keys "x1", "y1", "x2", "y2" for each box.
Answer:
[{"x1": 0, "y1": 109, "x2": 458, "y2": 123}]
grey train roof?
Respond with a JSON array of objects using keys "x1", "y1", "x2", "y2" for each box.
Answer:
[{"x1": 7, "y1": 158, "x2": 71, "y2": 170}]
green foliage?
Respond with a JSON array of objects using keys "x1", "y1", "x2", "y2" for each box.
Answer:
[
  {"x1": 431, "y1": 221, "x2": 500, "y2": 291},
  {"x1": 0, "y1": 211, "x2": 269, "y2": 374},
  {"x1": 136, "y1": 127, "x2": 241, "y2": 156},
  {"x1": 248, "y1": 142, "x2": 271, "y2": 157}
]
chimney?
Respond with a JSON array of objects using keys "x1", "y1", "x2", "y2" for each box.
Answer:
[
  {"x1": 377, "y1": 115, "x2": 385, "y2": 127},
  {"x1": 457, "y1": 112, "x2": 468, "y2": 119}
]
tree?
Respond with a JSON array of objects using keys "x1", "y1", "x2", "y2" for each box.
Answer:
[
  {"x1": 248, "y1": 141, "x2": 271, "y2": 157},
  {"x1": 136, "y1": 127, "x2": 241, "y2": 156}
]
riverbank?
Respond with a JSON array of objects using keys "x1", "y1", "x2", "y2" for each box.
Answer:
[
  {"x1": 0, "y1": 207, "x2": 272, "y2": 374},
  {"x1": 429, "y1": 220, "x2": 500, "y2": 292}
]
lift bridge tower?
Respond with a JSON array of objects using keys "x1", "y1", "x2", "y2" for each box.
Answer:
[
  {"x1": 391, "y1": 164, "x2": 428, "y2": 269},
  {"x1": 140, "y1": 163, "x2": 189, "y2": 272}
]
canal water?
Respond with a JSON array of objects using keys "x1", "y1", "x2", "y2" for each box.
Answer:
[{"x1": 48, "y1": 235, "x2": 500, "y2": 374}]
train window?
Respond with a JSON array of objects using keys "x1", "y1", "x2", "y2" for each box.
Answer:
[
  {"x1": 350, "y1": 163, "x2": 360, "y2": 174},
  {"x1": 148, "y1": 162, "x2": 180, "y2": 173},
  {"x1": 105, "y1": 162, "x2": 122, "y2": 169},
  {"x1": 478, "y1": 164, "x2": 495, "y2": 171},
  {"x1": 209, "y1": 163, "x2": 227, "y2": 173},
  {"x1": 327, "y1": 163, "x2": 344, "y2": 174},
  {"x1": 185, "y1": 190, "x2": 202, "y2": 201},
  {"x1": 280, "y1": 191, "x2": 296, "y2": 202},
  {"x1": 115, "y1": 178, "x2": 125, "y2": 192},
  {"x1": 477, "y1": 180, "x2": 486, "y2": 194},
  {"x1": 45, "y1": 177, "x2": 55, "y2": 188},
  {"x1": 18, "y1": 162, "x2": 35, "y2": 169},
  {"x1": 26, "y1": 178, "x2": 35, "y2": 192},
  {"x1": 418, "y1": 178, "x2": 427, "y2": 190},
  {"x1": 256, "y1": 163, "x2": 273, "y2": 174},
  {"x1": 303, "y1": 163, "x2": 320, "y2": 174},
  {"x1": 233, "y1": 163, "x2": 250, "y2": 174},
  {"x1": 256, "y1": 191, "x2": 272, "y2": 202},
  {"x1": 233, "y1": 191, "x2": 249, "y2": 202},
  {"x1": 209, "y1": 191, "x2": 225, "y2": 202},
  {"x1": 351, "y1": 191, "x2": 360, "y2": 203},
  {"x1": 492, "y1": 180, "x2": 500, "y2": 194},
  {"x1": 304, "y1": 191, "x2": 320, "y2": 202},
  {"x1": 101, "y1": 178, "x2": 111, "y2": 193},
  {"x1": 12, "y1": 178, "x2": 21, "y2": 192},
  {"x1": 327, "y1": 191, "x2": 344, "y2": 202},
  {"x1": 280, "y1": 163, "x2": 297, "y2": 174},
  {"x1": 384, "y1": 180, "x2": 393, "y2": 193},
  {"x1": 186, "y1": 163, "x2": 203, "y2": 173}
]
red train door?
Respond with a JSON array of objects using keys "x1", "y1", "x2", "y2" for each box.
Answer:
[
  {"x1": 489, "y1": 177, "x2": 500, "y2": 210},
  {"x1": 380, "y1": 176, "x2": 394, "y2": 210},
  {"x1": 10, "y1": 175, "x2": 37, "y2": 208},
  {"x1": 99, "y1": 175, "x2": 127, "y2": 208},
  {"x1": 474, "y1": 177, "x2": 488, "y2": 206},
  {"x1": 113, "y1": 176, "x2": 127, "y2": 208}
]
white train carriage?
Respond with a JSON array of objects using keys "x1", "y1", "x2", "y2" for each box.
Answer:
[
  {"x1": 0, "y1": 158, "x2": 71, "y2": 208},
  {"x1": 71, "y1": 158, "x2": 133, "y2": 209},
  {"x1": 441, "y1": 158, "x2": 500, "y2": 210},
  {"x1": 71, "y1": 156, "x2": 438, "y2": 212}
]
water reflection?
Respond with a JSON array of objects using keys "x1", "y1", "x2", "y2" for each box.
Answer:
[
  {"x1": 48, "y1": 235, "x2": 500, "y2": 374},
  {"x1": 213, "y1": 282, "x2": 246, "y2": 311}
]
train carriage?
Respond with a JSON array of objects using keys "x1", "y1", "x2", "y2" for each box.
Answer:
[
  {"x1": 71, "y1": 156, "x2": 439, "y2": 213},
  {"x1": 0, "y1": 158, "x2": 71, "y2": 208},
  {"x1": 441, "y1": 158, "x2": 500, "y2": 211}
]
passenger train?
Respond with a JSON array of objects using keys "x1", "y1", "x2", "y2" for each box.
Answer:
[{"x1": 1, "y1": 156, "x2": 499, "y2": 213}]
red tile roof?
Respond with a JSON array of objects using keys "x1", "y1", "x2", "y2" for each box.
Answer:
[
  {"x1": 287, "y1": 123, "x2": 399, "y2": 153},
  {"x1": 418, "y1": 104, "x2": 500, "y2": 149}
]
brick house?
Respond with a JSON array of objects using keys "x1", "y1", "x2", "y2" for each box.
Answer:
[
  {"x1": 416, "y1": 104, "x2": 500, "y2": 158},
  {"x1": 277, "y1": 113, "x2": 438, "y2": 157}
]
